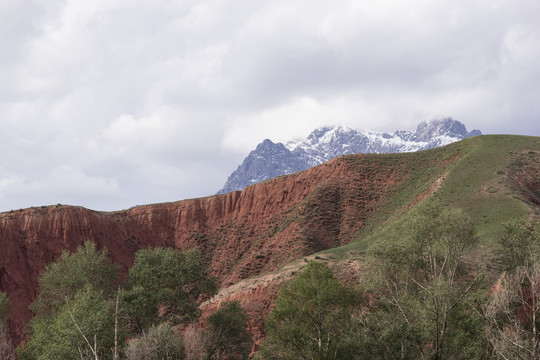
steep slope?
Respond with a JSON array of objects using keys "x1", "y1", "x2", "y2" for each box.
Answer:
[
  {"x1": 218, "y1": 117, "x2": 481, "y2": 193},
  {"x1": 203, "y1": 136, "x2": 540, "y2": 348},
  {"x1": 1, "y1": 135, "x2": 538, "y2": 346}
]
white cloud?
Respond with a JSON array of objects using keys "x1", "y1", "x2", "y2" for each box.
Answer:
[
  {"x1": 0, "y1": 166, "x2": 123, "y2": 210},
  {"x1": 0, "y1": 0, "x2": 539, "y2": 212},
  {"x1": 99, "y1": 114, "x2": 177, "y2": 152},
  {"x1": 222, "y1": 95, "x2": 400, "y2": 153}
]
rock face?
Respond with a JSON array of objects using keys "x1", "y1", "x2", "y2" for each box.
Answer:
[
  {"x1": 218, "y1": 117, "x2": 481, "y2": 193},
  {"x1": 199, "y1": 254, "x2": 365, "y2": 350},
  {"x1": 0, "y1": 147, "x2": 462, "y2": 344}
]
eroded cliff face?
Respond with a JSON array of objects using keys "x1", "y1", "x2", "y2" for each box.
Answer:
[
  {"x1": 199, "y1": 254, "x2": 365, "y2": 351},
  {"x1": 0, "y1": 151, "x2": 456, "y2": 343}
]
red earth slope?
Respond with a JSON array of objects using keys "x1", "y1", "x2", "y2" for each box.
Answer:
[{"x1": 0, "y1": 150, "x2": 459, "y2": 342}]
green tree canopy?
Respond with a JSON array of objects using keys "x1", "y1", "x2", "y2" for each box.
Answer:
[
  {"x1": 20, "y1": 286, "x2": 116, "y2": 360},
  {"x1": 260, "y1": 261, "x2": 361, "y2": 360},
  {"x1": 20, "y1": 242, "x2": 121, "y2": 360},
  {"x1": 122, "y1": 247, "x2": 216, "y2": 333},
  {"x1": 30, "y1": 242, "x2": 120, "y2": 318},
  {"x1": 206, "y1": 301, "x2": 252, "y2": 360},
  {"x1": 500, "y1": 220, "x2": 540, "y2": 271},
  {"x1": 366, "y1": 200, "x2": 483, "y2": 359}
]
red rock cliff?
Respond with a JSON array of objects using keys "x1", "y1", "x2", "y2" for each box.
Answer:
[{"x1": 0, "y1": 152, "x2": 454, "y2": 343}]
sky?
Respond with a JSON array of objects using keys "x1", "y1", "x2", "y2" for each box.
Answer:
[{"x1": 1, "y1": 0, "x2": 539, "y2": 212}]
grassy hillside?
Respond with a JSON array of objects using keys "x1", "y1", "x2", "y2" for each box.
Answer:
[
  {"x1": 316, "y1": 135, "x2": 540, "y2": 257},
  {"x1": 203, "y1": 135, "x2": 540, "y2": 349}
]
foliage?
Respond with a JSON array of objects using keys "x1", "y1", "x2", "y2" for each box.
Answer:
[
  {"x1": 320, "y1": 135, "x2": 538, "y2": 255},
  {"x1": 366, "y1": 200, "x2": 482, "y2": 359},
  {"x1": 20, "y1": 286, "x2": 117, "y2": 360},
  {"x1": 30, "y1": 242, "x2": 120, "y2": 318},
  {"x1": 355, "y1": 301, "x2": 416, "y2": 359},
  {"x1": 206, "y1": 301, "x2": 252, "y2": 360},
  {"x1": 19, "y1": 243, "x2": 122, "y2": 360},
  {"x1": 183, "y1": 324, "x2": 209, "y2": 360},
  {"x1": 500, "y1": 220, "x2": 540, "y2": 271},
  {"x1": 20, "y1": 244, "x2": 219, "y2": 359},
  {"x1": 125, "y1": 323, "x2": 184, "y2": 360},
  {"x1": 441, "y1": 289, "x2": 488, "y2": 359},
  {"x1": 0, "y1": 291, "x2": 16, "y2": 360},
  {"x1": 122, "y1": 248, "x2": 216, "y2": 333},
  {"x1": 259, "y1": 261, "x2": 361, "y2": 360},
  {"x1": 485, "y1": 220, "x2": 540, "y2": 359},
  {"x1": 354, "y1": 296, "x2": 489, "y2": 360}
]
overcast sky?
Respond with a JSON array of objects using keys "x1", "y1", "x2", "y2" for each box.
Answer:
[{"x1": 1, "y1": 0, "x2": 539, "y2": 212}]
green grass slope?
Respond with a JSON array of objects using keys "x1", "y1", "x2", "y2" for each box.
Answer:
[
  {"x1": 318, "y1": 135, "x2": 540, "y2": 257},
  {"x1": 205, "y1": 135, "x2": 540, "y2": 349}
]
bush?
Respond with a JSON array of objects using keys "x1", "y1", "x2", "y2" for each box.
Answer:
[
  {"x1": 125, "y1": 323, "x2": 184, "y2": 360},
  {"x1": 30, "y1": 242, "x2": 119, "y2": 318},
  {"x1": 260, "y1": 262, "x2": 360, "y2": 360},
  {"x1": 123, "y1": 248, "x2": 216, "y2": 333},
  {"x1": 206, "y1": 301, "x2": 252, "y2": 360}
]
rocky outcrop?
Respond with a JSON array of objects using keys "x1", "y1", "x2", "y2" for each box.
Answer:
[{"x1": 0, "y1": 145, "x2": 463, "y2": 343}]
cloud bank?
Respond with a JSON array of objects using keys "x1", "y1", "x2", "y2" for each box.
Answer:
[{"x1": 1, "y1": 0, "x2": 539, "y2": 211}]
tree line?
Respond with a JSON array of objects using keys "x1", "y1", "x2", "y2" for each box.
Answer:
[
  {"x1": 1, "y1": 200, "x2": 539, "y2": 359},
  {"x1": 1, "y1": 244, "x2": 251, "y2": 360},
  {"x1": 260, "y1": 201, "x2": 540, "y2": 360}
]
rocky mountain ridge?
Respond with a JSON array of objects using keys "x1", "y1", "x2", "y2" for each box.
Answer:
[{"x1": 218, "y1": 117, "x2": 481, "y2": 193}]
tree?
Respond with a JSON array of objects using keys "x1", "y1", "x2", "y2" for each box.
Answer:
[
  {"x1": 19, "y1": 242, "x2": 122, "y2": 360},
  {"x1": 20, "y1": 286, "x2": 116, "y2": 360},
  {"x1": 206, "y1": 301, "x2": 252, "y2": 360},
  {"x1": 125, "y1": 323, "x2": 185, "y2": 360},
  {"x1": 259, "y1": 261, "x2": 361, "y2": 360},
  {"x1": 485, "y1": 220, "x2": 540, "y2": 359},
  {"x1": 500, "y1": 220, "x2": 540, "y2": 272},
  {"x1": 366, "y1": 200, "x2": 482, "y2": 359},
  {"x1": 31, "y1": 242, "x2": 120, "y2": 318},
  {"x1": 122, "y1": 248, "x2": 216, "y2": 333},
  {"x1": 183, "y1": 324, "x2": 209, "y2": 360},
  {"x1": 182, "y1": 302, "x2": 252, "y2": 360}
]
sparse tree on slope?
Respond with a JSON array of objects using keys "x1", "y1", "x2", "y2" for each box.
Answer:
[
  {"x1": 366, "y1": 200, "x2": 483, "y2": 359},
  {"x1": 30, "y1": 241, "x2": 120, "y2": 318},
  {"x1": 206, "y1": 301, "x2": 253, "y2": 360},
  {"x1": 259, "y1": 261, "x2": 361, "y2": 360},
  {"x1": 485, "y1": 220, "x2": 540, "y2": 360},
  {"x1": 125, "y1": 322, "x2": 185, "y2": 360},
  {"x1": 22, "y1": 286, "x2": 116, "y2": 360},
  {"x1": 122, "y1": 247, "x2": 216, "y2": 334},
  {"x1": 19, "y1": 242, "x2": 120, "y2": 360}
]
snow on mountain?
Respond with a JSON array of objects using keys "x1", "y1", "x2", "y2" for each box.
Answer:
[{"x1": 217, "y1": 117, "x2": 481, "y2": 194}]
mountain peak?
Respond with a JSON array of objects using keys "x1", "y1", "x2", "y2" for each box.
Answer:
[
  {"x1": 218, "y1": 118, "x2": 481, "y2": 194},
  {"x1": 413, "y1": 117, "x2": 477, "y2": 142},
  {"x1": 257, "y1": 138, "x2": 281, "y2": 149}
]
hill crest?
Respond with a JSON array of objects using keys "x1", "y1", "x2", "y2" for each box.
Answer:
[
  {"x1": 1, "y1": 134, "x2": 538, "y2": 346},
  {"x1": 218, "y1": 117, "x2": 481, "y2": 193}
]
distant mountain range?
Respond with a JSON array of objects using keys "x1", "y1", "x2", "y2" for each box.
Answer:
[{"x1": 218, "y1": 117, "x2": 481, "y2": 194}]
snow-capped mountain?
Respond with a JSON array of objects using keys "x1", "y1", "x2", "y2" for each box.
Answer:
[{"x1": 218, "y1": 117, "x2": 481, "y2": 194}]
